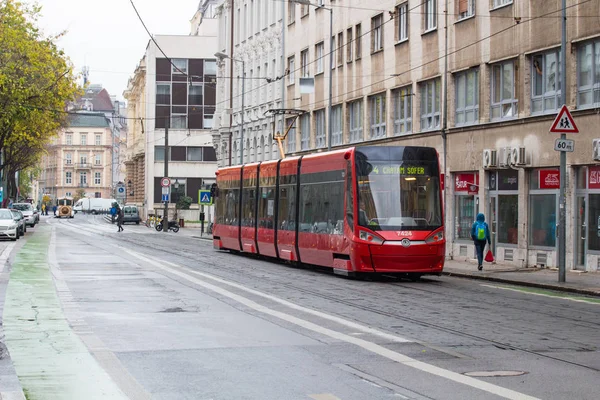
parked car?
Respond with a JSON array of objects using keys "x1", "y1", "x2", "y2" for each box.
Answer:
[
  {"x1": 122, "y1": 205, "x2": 141, "y2": 224},
  {"x1": 0, "y1": 208, "x2": 19, "y2": 241},
  {"x1": 12, "y1": 203, "x2": 36, "y2": 227},
  {"x1": 9, "y1": 209, "x2": 26, "y2": 237}
]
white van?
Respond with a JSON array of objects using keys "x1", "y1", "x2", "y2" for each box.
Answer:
[{"x1": 73, "y1": 198, "x2": 117, "y2": 214}]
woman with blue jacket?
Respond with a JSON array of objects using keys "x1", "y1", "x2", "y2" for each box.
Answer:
[{"x1": 471, "y1": 213, "x2": 491, "y2": 271}]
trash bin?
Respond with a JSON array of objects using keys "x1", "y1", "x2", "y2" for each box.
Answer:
[{"x1": 179, "y1": 218, "x2": 184, "y2": 227}]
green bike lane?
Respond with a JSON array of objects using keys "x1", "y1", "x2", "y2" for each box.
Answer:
[{"x1": 2, "y1": 225, "x2": 127, "y2": 400}]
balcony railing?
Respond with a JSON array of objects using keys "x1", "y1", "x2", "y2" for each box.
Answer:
[
  {"x1": 76, "y1": 163, "x2": 91, "y2": 169},
  {"x1": 65, "y1": 162, "x2": 74, "y2": 168},
  {"x1": 92, "y1": 162, "x2": 103, "y2": 168},
  {"x1": 79, "y1": 183, "x2": 89, "y2": 188}
]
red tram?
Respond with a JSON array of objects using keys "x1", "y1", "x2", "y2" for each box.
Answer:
[{"x1": 213, "y1": 146, "x2": 445, "y2": 278}]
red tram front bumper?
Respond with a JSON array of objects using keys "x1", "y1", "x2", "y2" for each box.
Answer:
[{"x1": 351, "y1": 241, "x2": 445, "y2": 274}]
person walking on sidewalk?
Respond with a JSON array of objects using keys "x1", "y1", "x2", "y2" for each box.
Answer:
[
  {"x1": 471, "y1": 213, "x2": 491, "y2": 271},
  {"x1": 117, "y1": 207, "x2": 124, "y2": 232}
]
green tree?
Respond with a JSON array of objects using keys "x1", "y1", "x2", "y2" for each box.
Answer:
[
  {"x1": 0, "y1": 0, "x2": 80, "y2": 198},
  {"x1": 73, "y1": 188, "x2": 86, "y2": 203}
]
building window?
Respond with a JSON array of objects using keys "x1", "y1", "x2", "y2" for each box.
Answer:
[
  {"x1": 80, "y1": 134, "x2": 87, "y2": 146},
  {"x1": 355, "y1": 24, "x2": 362, "y2": 60},
  {"x1": 424, "y1": 0, "x2": 437, "y2": 31},
  {"x1": 347, "y1": 28, "x2": 353, "y2": 62},
  {"x1": 300, "y1": 113, "x2": 310, "y2": 150},
  {"x1": 156, "y1": 84, "x2": 171, "y2": 104},
  {"x1": 65, "y1": 153, "x2": 72, "y2": 165},
  {"x1": 80, "y1": 172, "x2": 87, "y2": 185},
  {"x1": 95, "y1": 154, "x2": 101, "y2": 165},
  {"x1": 288, "y1": 1, "x2": 295, "y2": 24},
  {"x1": 455, "y1": 68, "x2": 479, "y2": 126},
  {"x1": 300, "y1": 4, "x2": 308, "y2": 17},
  {"x1": 205, "y1": 60, "x2": 217, "y2": 75},
  {"x1": 171, "y1": 115, "x2": 187, "y2": 129},
  {"x1": 172, "y1": 59, "x2": 187, "y2": 74},
  {"x1": 393, "y1": 86, "x2": 412, "y2": 135},
  {"x1": 492, "y1": 0, "x2": 512, "y2": 8},
  {"x1": 331, "y1": 105, "x2": 343, "y2": 146},
  {"x1": 94, "y1": 172, "x2": 101, "y2": 185},
  {"x1": 287, "y1": 118, "x2": 296, "y2": 153},
  {"x1": 66, "y1": 134, "x2": 72, "y2": 145},
  {"x1": 455, "y1": 195, "x2": 476, "y2": 240},
  {"x1": 288, "y1": 56, "x2": 295, "y2": 84},
  {"x1": 420, "y1": 78, "x2": 441, "y2": 131},
  {"x1": 315, "y1": 109, "x2": 326, "y2": 148},
  {"x1": 80, "y1": 155, "x2": 87, "y2": 164},
  {"x1": 301, "y1": 49, "x2": 309, "y2": 77},
  {"x1": 396, "y1": 3, "x2": 408, "y2": 42},
  {"x1": 531, "y1": 49, "x2": 561, "y2": 114},
  {"x1": 490, "y1": 61, "x2": 518, "y2": 120},
  {"x1": 95, "y1": 134, "x2": 101, "y2": 146},
  {"x1": 188, "y1": 85, "x2": 203, "y2": 105},
  {"x1": 498, "y1": 195, "x2": 518, "y2": 244},
  {"x1": 65, "y1": 172, "x2": 72, "y2": 184},
  {"x1": 315, "y1": 42, "x2": 324, "y2": 74},
  {"x1": 458, "y1": 0, "x2": 475, "y2": 20},
  {"x1": 577, "y1": 39, "x2": 600, "y2": 109},
  {"x1": 187, "y1": 147, "x2": 203, "y2": 161},
  {"x1": 336, "y1": 33, "x2": 343, "y2": 66},
  {"x1": 371, "y1": 14, "x2": 383, "y2": 53},
  {"x1": 369, "y1": 93, "x2": 386, "y2": 139},
  {"x1": 529, "y1": 169, "x2": 559, "y2": 247},
  {"x1": 204, "y1": 115, "x2": 214, "y2": 129},
  {"x1": 349, "y1": 100, "x2": 363, "y2": 142}
]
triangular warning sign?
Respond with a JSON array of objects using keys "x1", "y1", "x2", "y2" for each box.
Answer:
[
  {"x1": 550, "y1": 105, "x2": 579, "y2": 133},
  {"x1": 201, "y1": 194, "x2": 210, "y2": 202}
]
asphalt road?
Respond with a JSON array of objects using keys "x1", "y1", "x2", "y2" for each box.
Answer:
[{"x1": 3, "y1": 214, "x2": 599, "y2": 400}]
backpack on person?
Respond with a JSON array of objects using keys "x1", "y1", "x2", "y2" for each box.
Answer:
[{"x1": 476, "y1": 221, "x2": 487, "y2": 240}]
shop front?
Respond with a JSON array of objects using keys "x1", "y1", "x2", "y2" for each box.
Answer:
[
  {"x1": 573, "y1": 166, "x2": 600, "y2": 271},
  {"x1": 528, "y1": 168, "x2": 559, "y2": 267},
  {"x1": 488, "y1": 169, "x2": 519, "y2": 262},
  {"x1": 453, "y1": 172, "x2": 479, "y2": 258}
]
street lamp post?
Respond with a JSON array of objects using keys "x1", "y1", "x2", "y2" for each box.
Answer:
[
  {"x1": 215, "y1": 52, "x2": 245, "y2": 165},
  {"x1": 295, "y1": 1, "x2": 333, "y2": 151}
]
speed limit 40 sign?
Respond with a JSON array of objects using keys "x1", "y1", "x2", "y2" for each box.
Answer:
[{"x1": 554, "y1": 138, "x2": 574, "y2": 152}]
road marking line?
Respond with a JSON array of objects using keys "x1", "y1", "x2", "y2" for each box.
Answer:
[
  {"x1": 481, "y1": 284, "x2": 600, "y2": 305},
  {"x1": 124, "y1": 249, "x2": 540, "y2": 400},
  {"x1": 0, "y1": 243, "x2": 16, "y2": 263},
  {"x1": 309, "y1": 394, "x2": 342, "y2": 400}
]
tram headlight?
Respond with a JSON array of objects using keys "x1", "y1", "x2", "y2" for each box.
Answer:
[
  {"x1": 359, "y1": 230, "x2": 384, "y2": 245},
  {"x1": 425, "y1": 229, "x2": 444, "y2": 243}
]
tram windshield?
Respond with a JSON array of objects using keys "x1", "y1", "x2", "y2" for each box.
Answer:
[{"x1": 356, "y1": 147, "x2": 442, "y2": 231}]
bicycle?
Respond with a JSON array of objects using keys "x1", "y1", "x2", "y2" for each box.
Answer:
[{"x1": 145, "y1": 215, "x2": 159, "y2": 228}]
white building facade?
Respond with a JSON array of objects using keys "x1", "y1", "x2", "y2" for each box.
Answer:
[{"x1": 212, "y1": 0, "x2": 287, "y2": 167}]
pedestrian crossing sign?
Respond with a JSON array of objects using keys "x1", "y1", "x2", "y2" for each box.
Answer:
[{"x1": 199, "y1": 190, "x2": 213, "y2": 205}]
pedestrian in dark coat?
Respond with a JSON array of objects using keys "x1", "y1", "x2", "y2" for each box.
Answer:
[{"x1": 117, "y1": 207, "x2": 124, "y2": 232}]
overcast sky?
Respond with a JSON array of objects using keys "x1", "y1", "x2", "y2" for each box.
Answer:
[{"x1": 34, "y1": 0, "x2": 200, "y2": 101}]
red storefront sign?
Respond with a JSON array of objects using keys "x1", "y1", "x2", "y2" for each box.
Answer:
[
  {"x1": 589, "y1": 166, "x2": 600, "y2": 189},
  {"x1": 455, "y1": 173, "x2": 479, "y2": 193},
  {"x1": 539, "y1": 169, "x2": 560, "y2": 189}
]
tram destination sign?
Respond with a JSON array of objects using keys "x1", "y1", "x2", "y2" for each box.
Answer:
[
  {"x1": 554, "y1": 138, "x2": 574, "y2": 152},
  {"x1": 369, "y1": 164, "x2": 431, "y2": 176}
]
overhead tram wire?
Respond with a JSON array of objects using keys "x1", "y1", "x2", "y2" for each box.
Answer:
[
  {"x1": 297, "y1": 0, "x2": 592, "y2": 111},
  {"x1": 12, "y1": 0, "x2": 590, "y2": 124}
]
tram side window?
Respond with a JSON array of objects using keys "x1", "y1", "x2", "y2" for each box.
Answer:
[
  {"x1": 258, "y1": 186, "x2": 276, "y2": 228},
  {"x1": 278, "y1": 185, "x2": 296, "y2": 231},
  {"x1": 241, "y1": 187, "x2": 256, "y2": 227},
  {"x1": 216, "y1": 188, "x2": 226, "y2": 224},
  {"x1": 299, "y1": 181, "x2": 344, "y2": 235},
  {"x1": 346, "y1": 161, "x2": 354, "y2": 229},
  {"x1": 225, "y1": 189, "x2": 239, "y2": 226}
]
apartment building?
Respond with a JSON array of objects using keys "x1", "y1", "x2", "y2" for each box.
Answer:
[
  {"x1": 279, "y1": 0, "x2": 600, "y2": 271},
  {"x1": 213, "y1": 0, "x2": 286, "y2": 167},
  {"x1": 40, "y1": 114, "x2": 114, "y2": 200},
  {"x1": 124, "y1": 33, "x2": 218, "y2": 218}
]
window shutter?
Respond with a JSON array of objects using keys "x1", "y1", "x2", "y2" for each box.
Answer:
[{"x1": 459, "y1": 0, "x2": 468, "y2": 14}]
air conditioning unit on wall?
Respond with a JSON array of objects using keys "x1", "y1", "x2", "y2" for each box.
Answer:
[
  {"x1": 593, "y1": 139, "x2": 600, "y2": 161},
  {"x1": 482, "y1": 149, "x2": 497, "y2": 169},
  {"x1": 510, "y1": 146, "x2": 527, "y2": 166},
  {"x1": 498, "y1": 147, "x2": 510, "y2": 168}
]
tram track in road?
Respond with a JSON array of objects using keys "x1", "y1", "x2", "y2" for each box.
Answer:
[{"x1": 53, "y1": 218, "x2": 600, "y2": 373}]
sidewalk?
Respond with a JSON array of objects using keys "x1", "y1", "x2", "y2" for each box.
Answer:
[{"x1": 443, "y1": 259, "x2": 600, "y2": 297}]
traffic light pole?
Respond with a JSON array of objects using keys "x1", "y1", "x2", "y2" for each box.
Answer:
[{"x1": 163, "y1": 123, "x2": 169, "y2": 234}]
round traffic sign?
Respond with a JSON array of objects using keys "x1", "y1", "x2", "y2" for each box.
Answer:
[
  {"x1": 161, "y1": 177, "x2": 171, "y2": 187},
  {"x1": 118, "y1": 187, "x2": 125, "y2": 193}
]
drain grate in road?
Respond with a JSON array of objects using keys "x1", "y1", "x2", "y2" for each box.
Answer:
[{"x1": 464, "y1": 370, "x2": 527, "y2": 377}]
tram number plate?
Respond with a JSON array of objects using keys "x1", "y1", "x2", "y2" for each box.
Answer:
[{"x1": 554, "y1": 138, "x2": 574, "y2": 152}]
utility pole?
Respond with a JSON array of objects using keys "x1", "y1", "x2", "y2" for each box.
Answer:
[
  {"x1": 326, "y1": 7, "x2": 333, "y2": 151},
  {"x1": 557, "y1": 0, "x2": 567, "y2": 282},
  {"x1": 163, "y1": 122, "x2": 169, "y2": 234}
]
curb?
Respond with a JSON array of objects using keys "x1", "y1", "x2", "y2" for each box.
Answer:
[
  {"x1": 191, "y1": 235, "x2": 212, "y2": 241},
  {"x1": 442, "y1": 270, "x2": 600, "y2": 298}
]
